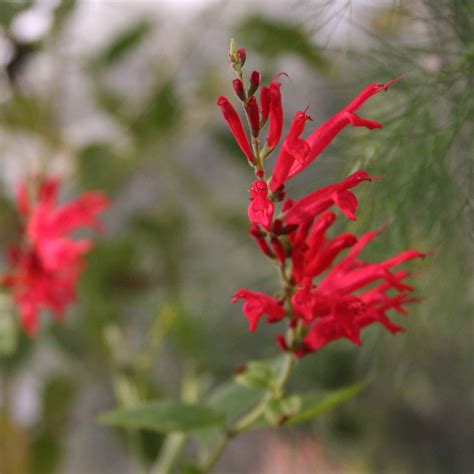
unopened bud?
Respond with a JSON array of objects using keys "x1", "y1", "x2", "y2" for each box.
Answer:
[
  {"x1": 248, "y1": 223, "x2": 265, "y2": 239},
  {"x1": 271, "y1": 236, "x2": 286, "y2": 263},
  {"x1": 255, "y1": 237, "x2": 274, "y2": 259},
  {"x1": 248, "y1": 70, "x2": 261, "y2": 96},
  {"x1": 229, "y1": 38, "x2": 237, "y2": 60},
  {"x1": 232, "y1": 78, "x2": 245, "y2": 101},
  {"x1": 236, "y1": 48, "x2": 246, "y2": 66},
  {"x1": 272, "y1": 219, "x2": 284, "y2": 235},
  {"x1": 276, "y1": 334, "x2": 289, "y2": 352},
  {"x1": 245, "y1": 96, "x2": 260, "y2": 137},
  {"x1": 260, "y1": 86, "x2": 271, "y2": 124},
  {"x1": 274, "y1": 185, "x2": 286, "y2": 202}
]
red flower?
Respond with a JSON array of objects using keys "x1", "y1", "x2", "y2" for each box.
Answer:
[
  {"x1": 232, "y1": 289, "x2": 286, "y2": 332},
  {"x1": 260, "y1": 86, "x2": 271, "y2": 125},
  {"x1": 268, "y1": 78, "x2": 400, "y2": 191},
  {"x1": 248, "y1": 180, "x2": 274, "y2": 231},
  {"x1": 266, "y1": 78, "x2": 284, "y2": 149},
  {"x1": 270, "y1": 110, "x2": 313, "y2": 193},
  {"x1": 285, "y1": 219, "x2": 424, "y2": 354},
  {"x1": 286, "y1": 78, "x2": 401, "y2": 182},
  {"x1": 218, "y1": 49, "x2": 424, "y2": 359},
  {"x1": 284, "y1": 170, "x2": 377, "y2": 226},
  {"x1": 1, "y1": 178, "x2": 109, "y2": 334},
  {"x1": 217, "y1": 96, "x2": 255, "y2": 163}
]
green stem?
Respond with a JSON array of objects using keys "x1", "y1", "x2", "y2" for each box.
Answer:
[
  {"x1": 201, "y1": 352, "x2": 295, "y2": 473},
  {"x1": 149, "y1": 366, "x2": 199, "y2": 473},
  {"x1": 149, "y1": 433, "x2": 186, "y2": 474}
]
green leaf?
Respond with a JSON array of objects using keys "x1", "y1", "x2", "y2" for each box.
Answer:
[
  {"x1": 0, "y1": 95, "x2": 58, "y2": 141},
  {"x1": 77, "y1": 143, "x2": 135, "y2": 195},
  {"x1": 286, "y1": 381, "x2": 367, "y2": 426},
  {"x1": 207, "y1": 381, "x2": 263, "y2": 423},
  {"x1": 131, "y1": 80, "x2": 181, "y2": 138},
  {"x1": 99, "y1": 401, "x2": 226, "y2": 433},
  {"x1": 96, "y1": 20, "x2": 152, "y2": 67},
  {"x1": 237, "y1": 16, "x2": 328, "y2": 70}
]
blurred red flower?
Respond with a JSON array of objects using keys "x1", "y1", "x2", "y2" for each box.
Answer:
[{"x1": 1, "y1": 178, "x2": 109, "y2": 334}]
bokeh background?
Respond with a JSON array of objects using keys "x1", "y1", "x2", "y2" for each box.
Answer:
[{"x1": 0, "y1": 0, "x2": 473, "y2": 473}]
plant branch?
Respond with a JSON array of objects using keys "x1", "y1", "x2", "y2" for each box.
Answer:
[{"x1": 201, "y1": 352, "x2": 295, "y2": 473}]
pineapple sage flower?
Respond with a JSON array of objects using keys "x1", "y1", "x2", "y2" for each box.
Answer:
[
  {"x1": 218, "y1": 47, "x2": 424, "y2": 357},
  {"x1": 0, "y1": 177, "x2": 109, "y2": 335}
]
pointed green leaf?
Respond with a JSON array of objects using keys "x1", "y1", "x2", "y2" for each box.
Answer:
[
  {"x1": 96, "y1": 20, "x2": 152, "y2": 67},
  {"x1": 286, "y1": 381, "x2": 367, "y2": 426},
  {"x1": 99, "y1": 401, "x2": 225, "y2": 433},
  {"x1": 207, "y1": 381, "x2": 263, "y2": 423}
]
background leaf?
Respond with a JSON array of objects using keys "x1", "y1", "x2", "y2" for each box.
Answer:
[
  {"x1": 99, "y1": 401, "x2": 226, "y2": 433},
  {"x1": 237, "y1": 15, "x2": 328, "y2": 70},
  {"x1": 287, "y1": 381, "x2": 367, "y2": 426}
]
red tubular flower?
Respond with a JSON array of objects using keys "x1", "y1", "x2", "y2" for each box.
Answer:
[
  {"x1": 304, "y1": 232, "x2": 357, "y2": 278},
  {"x1": 284, "y1": 170, "x2": 376, "y2": 226},
  {"x1": 232, "y1": 289, "x2": 285, "y2": 332},
  {"x1": 305, "y1": 211, "x2": 336, "y2": 262},
  {"x1": 270, "y1": 236, "x2": 286, "y2": 264},
  {"x1": 260, "y1": 86, "x2": 271, "y2": 125},
  {"x1": 302, "y1": 297, "x2": 406, "y2": 353},
  {"x1": 248, "y1": 223, "x2": 273, "y2": 258},
  {"x1": 266, "y1": 78, "x2": 284, "y2": 149},
  {"x1": 285, "y1": 220, "x2": 424, "y2": 354},
  {"x1": 217, "y1": 96, "x2": 255, "y2": 164},
  {"x1": 285, "y1": 79, "x2": 401, "y2": 182},
  {"x1": 245, "y1": 96, "x2": 260, "y2": 137},
  {"x1": 1, "y1": 178, "x2": 109, "y2": 335},
  {"x1": 270, "y1": 110, "x2": 313, "y2": 193},
  {"x1": 248, "y1": 180, "x2": 274, "y2": 230}
]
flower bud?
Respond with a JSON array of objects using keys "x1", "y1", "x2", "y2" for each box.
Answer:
[
  {"x1": 248, "y1": 223, "x2": 265, "y2": 239},
  {"x1": 276, "y1": 334, "x2": 289, "y2": 352},
  {"x1": 272, "y1": 219, "x2": 284, "y2": 235},
  {"x1": 236, "y1": 48, "x2": 246, "y2": 66},
  {"x1": 232, "y1": 78, "x2": 245, "y2": 101},
  {"x1": 260, "y1": 86, "x2": 271, "y2": 125},
  {"x1": 245, "y1": 96, "x2": 260, "y2": 137},
  {"x1": 248, "y1": 70, "x2": 261, "y2": 97},
  {"x1": 271, "y1": 236, "x2": 286, "y2": 263}
]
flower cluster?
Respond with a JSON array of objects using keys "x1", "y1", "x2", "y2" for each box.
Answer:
[
  {"x1": 0, "y1": 178, "x2": 109, "y2": 335},
  {"x1": 218, "y1": 44, "x2": 425, "y2": 357}
]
